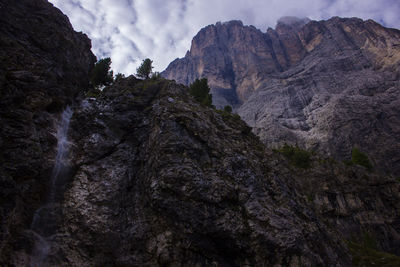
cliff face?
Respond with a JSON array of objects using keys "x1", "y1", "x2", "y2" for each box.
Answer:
[
  {"x1": 1, "y1": 2, "x2": 400, "y2": 266},
  {"x1": 0, "y1": 0, "x2": 95, "y2": 263},
  {"x1": 161, "y1": 17, "x2": 312, "y2": 107},
  {"x1": 50, "y1": 79, "x2": 354, "y2": 266},
  {"x1": 9, "y1": 75, "x2": 400, "y2": 266},
  {"x1": 162, "y1": 17, "x2": 400, "y2": 176},
  {"x1": 6, "y1": 77, "x2": 400, "y2": 266}
]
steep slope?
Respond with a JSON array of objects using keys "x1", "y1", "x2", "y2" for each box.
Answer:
[
  {"x1": 51, "y1": 78, "x2": 354, "y2": 266},
  {"x1": 1, "y1": 2, "x2": 400, "y2": 266},
  {"x1": 162, "y1": 17, "x2": 400, "y2": 176},
  {"x1": 0, "y1": 0, "x2": 96, "y2": 263},
  {"x1": 162, "y1": 17, "x2": 312, "y2": 107},
  {"x1": 7, "y1": 76, "x2": 400, "y2": 266}
]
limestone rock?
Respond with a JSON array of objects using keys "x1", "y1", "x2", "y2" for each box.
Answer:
[
  {"x1": 39, "y1": 78, "x2": 355, "y2": 266},
  {"x1": 163, "y1": 17, "x2": 400, "y2": 176},
  {"x1": 1, "y1": 2, "x2": 400, "y2": 265},
  {"x1": 0, "y1": 0, "x2": 95, "y2": 263}
]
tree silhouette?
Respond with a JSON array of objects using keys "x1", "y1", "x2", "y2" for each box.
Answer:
[
  {"x1": 90, "y1": 57, "x2": 113, "y2": 88},
  {"x1": 189, "y1": 78, "x2": 213, "y2": 107},
  {"x1": 136, "y1": 58, "x2": 153, "y2": 79}
]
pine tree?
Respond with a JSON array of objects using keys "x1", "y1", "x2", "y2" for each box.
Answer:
[
  {"x1": 90, "y1": 57, "x2": 113, "y2": 88},
  {"x1": 136, "y1": 58, "x2": 153, "y2": 79},
  {"x1": 189, "y1": 78, "x2": 213, "y2": 107}
]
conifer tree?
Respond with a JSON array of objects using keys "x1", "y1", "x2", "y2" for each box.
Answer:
[
  {"x1": 136, "y1": 58, "x2": 153, "y2": 79},
  {"x1": 90, "y1": 57, "x2": 113, "y2": 88}
]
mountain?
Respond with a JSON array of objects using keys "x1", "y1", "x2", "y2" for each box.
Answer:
[
  {"x1": 0, "y1": 0, "x2": 95, "y2": 264},
  {"x1": 162, "y1": 17, "x2": 400, "y2": 176},
  {"x1": 1, "y1": 1, "x2": 400, "y2": 266}
]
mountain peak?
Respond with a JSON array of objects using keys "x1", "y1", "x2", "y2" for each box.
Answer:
[
  {"x1": 276, "y1": 16, "x2": 311, "y2": 27},
  {"x1": 215, "y1": 20, "x2": 244, "y2": 27},
  {"x1": 162, "y1": 16, "x2": 400, "y2": 176}
]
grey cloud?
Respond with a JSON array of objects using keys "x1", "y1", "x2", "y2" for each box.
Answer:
[{"x1": 49, "y1": 0, "x2": 400, "y2": 75}]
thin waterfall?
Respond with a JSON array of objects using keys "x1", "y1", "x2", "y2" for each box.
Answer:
[
  {"x1": 48, "y1": 105, "x2": 73, "y2": 202},
  {"x1": 29, "y1": 106, "x2": 73, "y2": 266}
]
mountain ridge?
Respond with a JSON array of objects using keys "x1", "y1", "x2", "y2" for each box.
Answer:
[
  {"x1": 1, "y1": 1, "x2": 400, "y2": 265},
  {"x1": 162, "y1": 16, "x2": 400, "y2": 176}
]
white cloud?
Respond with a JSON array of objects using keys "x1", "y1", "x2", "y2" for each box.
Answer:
[{"x1": 49, "y1": 0, "x2": 400, "y2": 75}]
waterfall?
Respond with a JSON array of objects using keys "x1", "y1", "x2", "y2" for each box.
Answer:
[
  {"x1": 29, "y1": 106, "x2": 73, "y2": 266},
  {"x1": 48, "y1": 106, "x2": 73, "y2": 203}
]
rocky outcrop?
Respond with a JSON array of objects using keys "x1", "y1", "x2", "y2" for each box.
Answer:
[
  {"x1": 1, "y1": 2, "x2": 400, "y2": 265},
  {"x1": 163, "y1": 17, "x2": 400, "y2": 176},
  {"x1": 6, "y1": 76, "x2": 400, "y2": 266},
  {"x1": 56, "y1": 79, "x2": 354, "y2": 266},
  {"x1": 0, "y1": 0, "x2": 95, "y2": 263},
  {"x1": 239, "y1": 17, "x2": 400, "y2": 176},
  {"x1": 161, "y1": 17, "x2": 313, "y2": 108}
]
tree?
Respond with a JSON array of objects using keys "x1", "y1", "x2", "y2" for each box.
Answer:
[
  {"x1": 224, "y1": 105, "x2": 232, "y2": 113},
  {"x1": 150, "y1": 71, "x2": 162, "y2": 80},
  {"x1": 114, "y1": 73, "x2": 125, "y2": 82},
  {"x1": 136, "y1": 58, "x2": 153, "y2": 79},
  {"x1": 189, "y1": 78, "x2": 213, "y2": 107},
  {"x1": 90, "y1": 57, "x2": 113, "y2": 88}
]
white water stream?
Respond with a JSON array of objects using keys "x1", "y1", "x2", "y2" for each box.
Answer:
[{"x1": 30, "y1": 106, "x2": 73, "y2": 266}]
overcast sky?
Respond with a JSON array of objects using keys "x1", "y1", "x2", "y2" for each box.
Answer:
[{"x1": 49, "y1": 0, "x2": 400, "y2": 75}]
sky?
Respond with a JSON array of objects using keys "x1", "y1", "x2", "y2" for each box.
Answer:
[{"x1": 49, "y1": 0, "x2": 400, "y2": 75}]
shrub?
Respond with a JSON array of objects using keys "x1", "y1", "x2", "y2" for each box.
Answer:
[
  {"x1": 351, "y1": 147, "x2": 373, "y2": 170},
  {"x1": 85, "y1": 88, "x2": 101, "y2": 98},
  {"x1": 150, "y1": 71, "x2": 162, "y2": 80},
  {"x1": 114, "y1": 73, "x2": 125, "y2": 82},
  {"x1": 224, "y1": 105, "x2": 232, "y2": 113},
  {"x1": 347, "y1": 241, "x2": 400, "y2": 266},
  {"x1": 189, "y1": 78, "x2": 213, "y2": 107},
  {"x1": 278, "y1": 144, "x2": 311, "y2": 169}
]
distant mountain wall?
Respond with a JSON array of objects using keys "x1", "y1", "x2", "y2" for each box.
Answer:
[{"x1": 162, "y1": 17, "x2": 400, "y2": 176}]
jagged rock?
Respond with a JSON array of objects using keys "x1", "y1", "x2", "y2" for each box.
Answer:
[
  {"x1": 162, "y1": 17, "x2": 400, "y2": 176},
  {"x1": 43, "y1": 78, "x2": 355, "y2": 266},
  {"x1": 1, "y1": 1, "x2": 400, "y2": 265},
  {"x1": 6, "y1": 76, "x2": 397, "y2": 266},
  {"x1": 0, "y1": 0, "x2": 95, "y2": 263}
]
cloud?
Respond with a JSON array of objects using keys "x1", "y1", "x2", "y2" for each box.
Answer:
[{"x1": 49, "y1": 0, "x2": 400, "y2": 75}]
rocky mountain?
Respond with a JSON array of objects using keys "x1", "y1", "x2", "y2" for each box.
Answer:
[
  {"x1": 8, "y1": 75, "x2": 400, "y2": 266},
  {"x1": 1, "y1": 1, "x2": 400, "y2": 266},
  {"x1": 0, "y1": 0, "x2": 95, "y2": 264},
  {"x1": 162, "y1": 17, "x2": 400, "y2": 176}
]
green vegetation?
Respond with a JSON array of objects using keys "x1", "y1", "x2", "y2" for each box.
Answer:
[
  {"x1": 90, "y1": 57, "x2": 113, "y2": 88},
  {"x1": 188, "y1": 78, "x2": 213, "y2": 107},
  {"x1": 346, "y1": 232, "x2": 400, "y2": 266},
  {"x1": 351, "y1": 147, "x2": 373, "y2": 170},
  {"x1": 348, "y1": 241, "x2": 400, "y2": 266},
  {"x1": 216, "y1": 108, "x2": 240, "y2": 121},
  {"x1": 85, "y1": 88, "x2": 101, "y2": 98},
  {"x1": 136, "y1": 58, "x2": 153, "y2": 79},
  {"x1": 276, "y1": 144, "x2": 312, "y2": 169},
  {"x1": 114, "y1": 73, "x2": 125, "y2": 82},
  {"x1": 150, "y1": 71, "x2": 162, "y2": 80},
  {"x1": 224, "y1": 105, "x2": 232, "y2": 113}
]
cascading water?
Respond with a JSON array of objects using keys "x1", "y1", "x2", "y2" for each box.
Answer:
[
  {"x1": 29, "y1": 106, "x2": 73, "y2": 266},
  {"x1": 48, "y1": 105, "x2": 73, "y2": 203}
]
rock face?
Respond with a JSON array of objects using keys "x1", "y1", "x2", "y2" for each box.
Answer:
[
  {"x1": 161, "y1": 17, "x2": 312, "y2": 107},
  {"x1": 5, "y1": 76, "x2": 400, "y2": 266},
  {"x1": 0, "y1": 0, "x2": 95, "y2": 263},
  {"x1": 162, "y1": 17, "x2": 400, "y2": 176},
  {"x1": 55, "y1": 79, "x2": 355, "y2": 266},
  {"x1": 1, "y1": 2, "x2": 400, "y2": 266}
]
